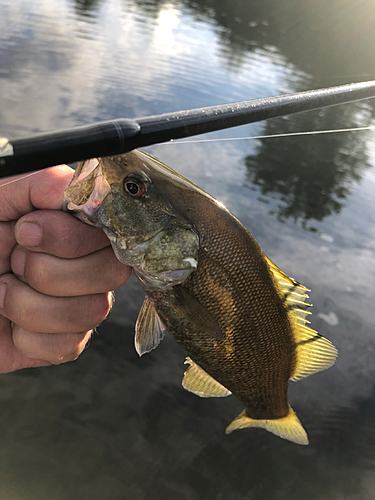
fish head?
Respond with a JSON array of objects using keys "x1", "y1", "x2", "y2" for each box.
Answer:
[{"x1": 63, "y1": 150, "x2": 200, "y2": 286}]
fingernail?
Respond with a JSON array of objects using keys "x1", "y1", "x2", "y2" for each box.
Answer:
[
  {"x1": 0, "y1": 281, "x2": 7, "y2": 309},
  {"x1": 17, "y1": 222, "x2": 42, "y2": 247},
  {"x1": 11, "y1": 249, "x2": 26, "y2": 278}
]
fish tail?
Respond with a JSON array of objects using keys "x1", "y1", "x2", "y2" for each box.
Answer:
[{"x1": 225, "y1": 406, "x2": 309, "y2": 445}]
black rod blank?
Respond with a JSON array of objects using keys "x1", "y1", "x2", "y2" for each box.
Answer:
[{"x1": 1, "y1": 80, "x2": 375, "y2": 178}]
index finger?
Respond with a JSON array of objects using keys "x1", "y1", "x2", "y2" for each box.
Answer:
[{"x1": 0, "y1": 166, "x2": 73, "y2": 221}]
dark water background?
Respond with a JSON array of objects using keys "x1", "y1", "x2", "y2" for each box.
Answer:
[{"x1": 1, "y1": 0, "x2": 375, "y2": 498}]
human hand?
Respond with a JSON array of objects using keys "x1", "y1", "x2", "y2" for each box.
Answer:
[{"x1": 0, "y1": 166, "x2": 131, "y2": 373}]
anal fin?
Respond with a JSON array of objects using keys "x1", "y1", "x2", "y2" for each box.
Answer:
[
  {"x1": 225, "y1": 406, "x2": 309, "y2": 445},
  {"x1": 182, "y1": 358, "x2": 232, "y2": 398},
  {"x1": 135, "y1": 296, "x2": 166, "y2": 356}
]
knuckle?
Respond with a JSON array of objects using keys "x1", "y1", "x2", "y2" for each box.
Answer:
[
  {"x1": 60, "y1": 219, "x2": 107, "y2": 259},
  {"x1": 10, "y1": 248, "x2": 49, "y2": 293},
  {"x1": 100, "y1": 253, "x2": 131, "y2": 290},
  {"x1": 24, "y1": 255, "x2": 46, "y2": 290},
  {"x1": 58, "y1": 225, "x2": 84, "y2": 259},
  {"x1": 11, "y1": 303, "x2": 94, "y2": 362},
  {"x1": 64, "y1": 294, "x2": 111, "y2": 332},
  {"x1": 89, "y1": 293, "x2": 112, "y2": 326},
  {"x1": 0, "y1": 223, "x2": 16, "y2": 273},
  {"x1": 48, "y1": 331, "x2": 91, "y2": 365},
  {"x1": 113, "y1": 265, "x2": 132, "y2": 289}
]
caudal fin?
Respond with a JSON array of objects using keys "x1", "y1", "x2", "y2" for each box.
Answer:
[{"x1": 225, "y1": 406, "x2": 309, "y2": 445}]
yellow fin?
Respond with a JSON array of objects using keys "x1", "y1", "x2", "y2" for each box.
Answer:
[
  {"x1": 292, "y1": 326, "x2": 337, "y2": 381},
  {"x1": 265, "y1": 256, "x2": 311, "y2": 314},
  {"x1": 182, "y1": 358, "x2": 232, "y2": 398},
  {"x1": 225, "y1": 406, "x2": 309, "y2": 445},
  {"x1": 265, "y1": 256, "x2": 338, "y2": 380}
]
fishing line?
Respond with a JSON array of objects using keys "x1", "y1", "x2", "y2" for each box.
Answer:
[
  {"x1": 0, "y1": 170, "x2": 43, "y2": 189},
  {"x1": 164, "y1": 125, "x2": 375, "y2": 145},
  {"x1": 2, "y1": 125, "x2": 375, "y2": 188}
]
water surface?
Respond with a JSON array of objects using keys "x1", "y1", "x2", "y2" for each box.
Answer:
[{"x1": 1, "y1": 0, "x2": 375, "y2": 498}]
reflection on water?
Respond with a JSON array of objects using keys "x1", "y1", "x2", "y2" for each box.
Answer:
[
  {"x1": 74, "y1": 0, "x2": 100, "y2": 17},
  {"x1": 1, "y1": 0, "x2": 375, "y2": 498},
  {"x1": 178, "y1": 0, "x2": 375, "y2": 87},
  {"x1": 245, "y1": 103, "x2": 372, "y2": 225}
]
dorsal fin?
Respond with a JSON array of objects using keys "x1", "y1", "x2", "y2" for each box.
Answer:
[
  {"x1": 265, "y1": 256, "x2": 338, "y2": 380},
  {"x1": 182, "y1": 358, "x2": 232, "y2": 398},
  {"x1": 135, "y1": 296, "x2": 166, "y2": 356}
]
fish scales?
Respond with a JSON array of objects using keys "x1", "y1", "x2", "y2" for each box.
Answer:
[
  {"x1": 148, "y1": 197, "x2": 295, "y2": 420},
  {"x1": 63, "y1": 150, "x2": 337, "y2": 445}
]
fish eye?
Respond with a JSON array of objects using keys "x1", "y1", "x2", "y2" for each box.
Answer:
[{"x1": 123, "y1": 176, "x2": 147, "y2": 197}]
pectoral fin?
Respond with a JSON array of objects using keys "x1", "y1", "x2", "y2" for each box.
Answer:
[
  {"x1": 135, "y1": 296, "x2": 166, "y2": 356},
  {"x1": 171, "y1": 286, "x2": 223, "y2": 340},
  {"x1": 225, "y1": 406, "x2": 309, "y2": 445},
  {"x1": 182, "y1": 358, "x2": 231, "y2": 397}
]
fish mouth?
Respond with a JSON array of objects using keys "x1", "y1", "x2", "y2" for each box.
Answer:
[
  {"x1": 63, "y1": 161, "x2": 112, "y2": 226},
  {"x1": 62, "y1": 198, "x2": 100, "y2": 227}
]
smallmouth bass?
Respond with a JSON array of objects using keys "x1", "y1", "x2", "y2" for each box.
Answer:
[{"x1": 63, "y1": 150, "x2": 337, "y2": 445}]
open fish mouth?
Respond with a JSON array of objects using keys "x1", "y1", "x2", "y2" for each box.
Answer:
[
  {"x1": 62, "y1": 198, "x2": 100, "y2": 226},
  {"x1": 63, "y1": 158, "x2": 112, "y2": 226},
  {"x1": 62, "y1": 199, "x2": 100, "y2": 227}
]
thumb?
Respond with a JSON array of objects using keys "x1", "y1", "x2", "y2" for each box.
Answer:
[{"x1": 0, "y1": 166, "x2": 74, "y2": 221}]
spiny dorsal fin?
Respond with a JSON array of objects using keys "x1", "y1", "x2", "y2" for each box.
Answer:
[
  {"x1": 135, "y1": 296, "x2": 165, "y2": 356},
  {"x1": 265, "y1": 256, "x2": 311, "y2": 310},
  {"x1": 182, "y1": 358, "x2": 232, "y2": 398},
  {"x1": 225, "y1": 405, "x2": 309, "y2": 445},
  {"x1": 264, "y1": 256, "x2": 338, "y2": 380}
]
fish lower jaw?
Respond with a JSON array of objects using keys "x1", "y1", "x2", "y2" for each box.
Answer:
[
  {"x1": 63, "y1": 197, "x2": 107, "y2": 227},
  {"x1": 63, "y1": 201, "x2": 98, "y2": 227}
]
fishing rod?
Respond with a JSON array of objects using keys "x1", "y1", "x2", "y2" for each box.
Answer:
[{"x1": 1, "y1": 80, "x2": 375, "y2": 178}]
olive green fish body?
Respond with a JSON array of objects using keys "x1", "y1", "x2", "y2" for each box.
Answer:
[
  {"x1": 63, "y1": 150, "x2": 337, "y2": 445},
  {"x1": 148, "y1": 198, "x2": 295, "y2": 421}
]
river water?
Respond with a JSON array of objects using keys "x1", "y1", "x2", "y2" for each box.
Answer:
[{"x1": 1, "y1": 0, "x2": 375, "y2": 498}]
